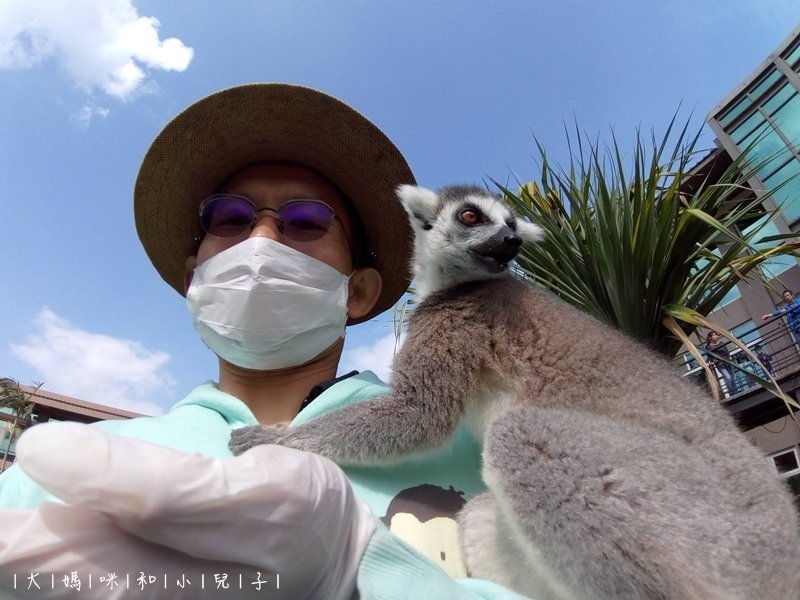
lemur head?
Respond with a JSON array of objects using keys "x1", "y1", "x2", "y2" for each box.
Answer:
[{"x1": 397, "y1": 184, "x2": 544, "y2": 299}]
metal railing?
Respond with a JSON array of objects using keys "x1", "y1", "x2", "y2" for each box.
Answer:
[{"x1": 676, "y1": 315, "x2": 800, "y2": 399}]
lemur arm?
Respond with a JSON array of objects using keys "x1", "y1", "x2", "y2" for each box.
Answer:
[{"x1": 230, "y1": 299, "x2": 487, "y2": 465}]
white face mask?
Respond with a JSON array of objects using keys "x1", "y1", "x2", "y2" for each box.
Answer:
[{"x1": 187, "y1": 236, "x2": 351, "y2": 370}]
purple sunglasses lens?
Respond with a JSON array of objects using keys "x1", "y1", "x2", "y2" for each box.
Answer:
[
  {"x1": 200, "y1": 196, "x2": 336, "y2": 240},
  {"x1": 201, "y1": 196, "x2": 255, "y2": 236},
  {"x1": 279, "y1": 201, "x2": 335, "y2": 241}
]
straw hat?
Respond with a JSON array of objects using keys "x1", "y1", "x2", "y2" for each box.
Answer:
[{"x1": 134, "y1": 83, "x2": 415, "y2": 324}]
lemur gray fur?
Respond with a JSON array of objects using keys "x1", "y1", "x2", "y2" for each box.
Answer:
[{"x1": 230, "y1": 184, "x2": 800, "y2": 600}]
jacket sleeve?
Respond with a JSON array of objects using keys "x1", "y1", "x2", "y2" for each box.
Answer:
[{"x1": 357, "y1": 523, "x2": 531, "y2": 600}]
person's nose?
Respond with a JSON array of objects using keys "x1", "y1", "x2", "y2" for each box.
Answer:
[{"x1": 249, "y1": 208, "x2": 282, "y2": 242}]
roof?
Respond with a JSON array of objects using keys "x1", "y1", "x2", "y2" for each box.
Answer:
[
  {"x1": 19, "y1": 385, "x2": 144, "y2": 421},
  {"x1": 680, "y1": 145, "x2": 734, "y2": 195}
]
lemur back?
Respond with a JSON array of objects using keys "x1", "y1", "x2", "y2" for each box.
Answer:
[
  {"x1": 231, "y1": 184, "x2": 800, "y2": 600},
  {"x1": 401, "y1": 276, "x2": 727, "y2": 442}
]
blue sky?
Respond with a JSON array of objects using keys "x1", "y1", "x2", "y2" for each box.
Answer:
[{"x1": 1, "y1": 0, "x2": 798, "y2": 415}]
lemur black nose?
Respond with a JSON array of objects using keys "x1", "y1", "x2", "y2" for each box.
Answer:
[{"x1": 505, "y1": 235, "x2": 522, "y2": 248}]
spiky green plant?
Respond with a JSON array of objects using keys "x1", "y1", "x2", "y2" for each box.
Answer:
[{"x1": 500, "y1": 118, "x2": 800, "y2": 407}]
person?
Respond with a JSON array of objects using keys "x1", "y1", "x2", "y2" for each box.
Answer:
[
  {"x1": 704, "y1": 331, "x2": 739, "y2": 396},
  {"x1": 0, "y1": 84, "x2": 527, "y2": 599},
  {"x1": 755, "y1": 343, "x2": 775, "y2": 375},
  {"x1": 762, "y1": 289, "x2": 800, "y2": 338}
]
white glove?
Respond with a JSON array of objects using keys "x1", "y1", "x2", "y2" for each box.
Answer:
[{"x1": 0, "y1": 422, "x2": 376, "y2": 599}]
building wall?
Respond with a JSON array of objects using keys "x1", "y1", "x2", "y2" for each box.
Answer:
[
  {"x1": 700, "y1": 27, "x2": 800, "y2": 498},
  {"x1": 0, "y1": 387, "x2": 140, "y2": 471},
  {"x1": 687, "y1": 27, "x2": 800, "y2": 389},
  {"x1": 750, "y1": 415, "x2": 800, "y2": 453},
  {"x1": 705, "y1": 26, "x2": 800, "y2": 334},
  {"x1": 707, "y1": 27, "x2": 800, "y2": 231},
  {"x1": 749, "y1": 415, "x2": 800, "y2": 509}
]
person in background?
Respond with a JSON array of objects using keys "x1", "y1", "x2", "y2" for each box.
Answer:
[
  {"x1": 754, "y1": 343, "x2": 775, "y2": 375},
  {"x1": 762, "y1": 289, "x2": 800, "y2": 339},
  {"x1": 705, "y1": 331, "x2": 739, "y2": 396}
]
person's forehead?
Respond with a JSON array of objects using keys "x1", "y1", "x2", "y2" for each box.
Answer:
[
  {"x1": 218, "y1": 163, "x2": 342, "y2": 199},
  {"x1": 217, "y1": 162, "x2": 355, "y2": 225}
]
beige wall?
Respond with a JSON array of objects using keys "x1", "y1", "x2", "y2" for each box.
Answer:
[
  {"x1": 748, "y1": 415, "x2": 800, "y2": 455},
  {"x1": 708, "y1": 265, "x2": 800, "y2": 334}
]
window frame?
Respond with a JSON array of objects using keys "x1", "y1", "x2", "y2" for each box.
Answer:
[{"x1": 770, "y1": 446, "x2": 800, "y2": 477}]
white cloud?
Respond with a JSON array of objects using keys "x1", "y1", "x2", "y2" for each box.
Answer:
[
  {"x1": 11, "y1": 308, "x2": 173, "y2": 415},
  {"x1": 0, "y1": 0, "x2": 193, "y2": 100},
  {"x1": 340, "y1": 332, "x2": 404, "y2": 383},
  {"x1": 69, "y1": 103, "x2": 110, "y2": 130}
]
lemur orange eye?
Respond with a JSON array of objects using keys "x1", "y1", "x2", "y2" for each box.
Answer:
[{"x1": 459, "y1": 209, "x2": 481, "y2": 225}]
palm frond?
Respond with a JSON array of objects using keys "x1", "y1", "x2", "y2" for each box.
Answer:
[{"x1": 501, "y1": 117, "x2": 799, "y2": 359}]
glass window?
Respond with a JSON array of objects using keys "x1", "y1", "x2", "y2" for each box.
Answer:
[
  {"x1": 731, "y1": 112, "x2": 765, "y2": 144},
  {"x1": 773, "y1": 93, "x2": 800, "y2": 146},
  {"x1": 783, "y1": 40, "x2": 800, "y2": 68},
  {"x1": 730, "y1": 319, "x2": 764, "y2": 392},
  {"x1": 786, "y1": 473, "x2": 800, "y2": 510},
  {"x1": 718, "y1": 95, "x2": 751, "y2": 128},
  {"x1": 765, "y1": 159, "x2": 800, "y2": 223},
  {"x1": 750, "y1": 67, "x2": 781, "y2": 101},
  {"x1": 716, "y1": 283, "x2": 742, "y2": 307},
  {"x1": 0, "y1": 407, "x2": 31, "y2": 418},
  {"x1": 743, "y1": 216, "x2": 797, "y2": 277},
  {"x1": 693, "y1": 252, "x2": 742, "y2": 308},
  {"x1": 713, "y1": 249, "x2": 744, "y2": 307},
  {"x1": 1, "y1": 421, "x2": 17, "y2": 458},
  {"x1": 674, "y1": 350, "x2": 697, "y2": 372},
  {"x1": 740, "y1": 123, "x2": 791, "y2": 176},
  {"x1": 772, "y1": 448, "x2": 800, "y2": 474},
  {"x1": 764, "y1": 85, "x2": 795, "y2": 116},
  {"x1": 731, "y1": 319, "x2": 760, "y2": 345}
]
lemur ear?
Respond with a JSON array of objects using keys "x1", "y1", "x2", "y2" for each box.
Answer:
[
  {"x1": 396, "y1": 185, "x2": 439, "y2": 231},
  {"x1": 516, "y1": 220, "x2": 545, "y2": 243}
]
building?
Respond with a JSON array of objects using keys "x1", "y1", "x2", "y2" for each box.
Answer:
[
  {"x1": 699, "y1": 26, "x2": 800, "y2": 505},
  {"x1": 0, "y1": 385, "x2": 142, "y2": 472},
  {"x1": 704, "y1": 25, "x2": 800, "y2": 326}
]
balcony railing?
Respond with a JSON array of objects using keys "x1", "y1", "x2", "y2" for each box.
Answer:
[{"x1": 676, "y1": 316, "x2": 800, "y2": 400}]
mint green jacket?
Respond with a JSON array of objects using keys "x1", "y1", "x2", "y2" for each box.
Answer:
[{"x1": 0, "y1": 373, "x2": 529, "y2": 599}]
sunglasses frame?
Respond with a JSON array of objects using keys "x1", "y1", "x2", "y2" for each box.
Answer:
[{"x1": 198, "y1": 194, "x2": 344, "y2": 243}]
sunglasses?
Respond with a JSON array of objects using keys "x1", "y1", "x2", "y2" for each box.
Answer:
[{"x1": 199, "y1": 194, "x2": 342, "y2": 242}]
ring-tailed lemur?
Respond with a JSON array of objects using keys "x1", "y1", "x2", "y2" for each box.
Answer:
[{"x1": 230, "y1": 185, "x2": 800, "y2": 600}]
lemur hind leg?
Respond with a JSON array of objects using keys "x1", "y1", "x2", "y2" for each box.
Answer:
[
  {"x1": 458, "y1": 492, "x2": 579, "y2": 600},
  {"x1": 479, "y1": 406, "x2": 752, "y2": 600}
]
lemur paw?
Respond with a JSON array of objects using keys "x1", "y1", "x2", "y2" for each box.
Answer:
[{"x1": 229, "y1": 424, "x2": 288, "y2": 455}]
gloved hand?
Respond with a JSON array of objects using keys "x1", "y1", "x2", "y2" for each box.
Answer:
[{"x1": 0, "y1": 422, "x2": 376, "y2": 599}]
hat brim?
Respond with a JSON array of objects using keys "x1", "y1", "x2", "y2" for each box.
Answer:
[{"x1": 134, "y1": 83, "x2": 415, "y2": 325}]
